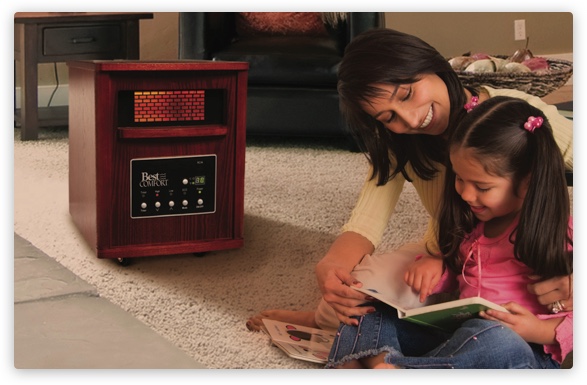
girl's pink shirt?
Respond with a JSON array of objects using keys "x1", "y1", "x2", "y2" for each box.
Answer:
[
  {"x1": 457, "y1": 219, "x2": 547, "y2": 313},
  {"x1": 434, "y1": 216, "x2": 574, "y2": 364}
]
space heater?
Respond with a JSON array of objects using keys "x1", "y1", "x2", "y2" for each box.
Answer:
[{"x1": 67, "y1": 61, "x2": 249, "y2": 264}]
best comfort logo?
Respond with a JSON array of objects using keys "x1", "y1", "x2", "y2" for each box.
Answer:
[{"x1": 139, "y1": 172, "x2": 168, "y2": 187}]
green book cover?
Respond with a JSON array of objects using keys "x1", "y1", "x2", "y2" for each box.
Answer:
[{"x1": 398, "y1": 297, "x2": 508, "y2": 332}]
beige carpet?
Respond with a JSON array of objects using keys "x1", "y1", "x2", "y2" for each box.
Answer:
[{"x1": 13, "y1": 127, "x2": 432, "y2": 369}]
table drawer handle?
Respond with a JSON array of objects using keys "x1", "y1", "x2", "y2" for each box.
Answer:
[{"x1": 71, "y1": 37, "x2": 95, "y2": 44}]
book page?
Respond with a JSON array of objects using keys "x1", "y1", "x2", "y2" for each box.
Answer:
[{"x1": 350, "y1": 251, "x2": 432, "y2": 312}]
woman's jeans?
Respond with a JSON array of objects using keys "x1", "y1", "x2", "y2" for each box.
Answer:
[{"x1": 326, "y1": 303, "x2": 559, "y2": 369}]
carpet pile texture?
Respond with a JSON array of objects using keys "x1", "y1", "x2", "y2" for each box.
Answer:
[{"x1": 14, "y1": 128, "x2": 434, "y2": 369}]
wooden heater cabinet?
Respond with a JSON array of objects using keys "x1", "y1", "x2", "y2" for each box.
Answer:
[{"x1": 68, "y1": 61, "x2": 248, "y2": 263}]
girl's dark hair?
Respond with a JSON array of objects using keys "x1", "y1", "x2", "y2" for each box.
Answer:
[
  {"x1": 337, "y1": 28, "x2": 468, "y2": 185},
  {"x1": 438, "y1": 96, "x2": 572, "y2": 278}
]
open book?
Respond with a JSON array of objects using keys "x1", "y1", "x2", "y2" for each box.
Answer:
[
  {"x1": 350, "y1": 251, "x2": 508, "y2": 332},
  {"x1": 262, "y1": 319, "x2": 335, "y2": 364},
  {"x1": 353, "y1": 285, "x2": 507, "y2": 332}
]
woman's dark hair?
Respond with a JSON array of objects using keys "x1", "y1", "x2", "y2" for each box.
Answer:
[
  {"x1": 337, "y1": 28, "x2": 468, "y2": 185},
  {"x1": 438, "y1": 96, "x2": 572, "y2": 278}
]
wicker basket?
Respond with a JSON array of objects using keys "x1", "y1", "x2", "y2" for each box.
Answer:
[{"x1": 454, "y1": 56, "x2": 573, "y2": 98}]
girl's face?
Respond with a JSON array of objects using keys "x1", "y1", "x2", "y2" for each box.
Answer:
[
  {"x1": 361, "y1": 74, "x2": 450, "y2": 136},
  {"x1": 450, "y1": 147, "x2": 527, "y2": 228}
]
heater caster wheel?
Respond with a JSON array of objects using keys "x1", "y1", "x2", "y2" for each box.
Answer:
[{"x1": 116, "y1": 258, "x2": 132, "y2": 267}]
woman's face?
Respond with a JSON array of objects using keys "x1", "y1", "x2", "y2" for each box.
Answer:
[{"x1": 361, "y1": 74, "x2": 450, "y2": 136}]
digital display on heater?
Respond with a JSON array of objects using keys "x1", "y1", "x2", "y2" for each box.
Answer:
[{"x1": 194, "y1": 176, "x2": 206, "y2": 185}]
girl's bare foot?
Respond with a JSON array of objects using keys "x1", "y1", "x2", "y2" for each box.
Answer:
[{"x1": 246, "y1": 310, "x2": 318, "y2": 332}]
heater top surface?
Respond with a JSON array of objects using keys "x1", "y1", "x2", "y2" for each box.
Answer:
[{"x1": 67, "y1": 60, "x2": 249, "y2": 73}]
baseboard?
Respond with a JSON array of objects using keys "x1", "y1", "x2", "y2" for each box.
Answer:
[
  {"x1": 14, "y1": 52, "x2": 572, "y2": 108},
  {"x1": 14, "y1": 85, "x2": 69, "y2": 109}
]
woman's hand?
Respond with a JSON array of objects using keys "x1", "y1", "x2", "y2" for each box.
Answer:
[
  {"x1": 527, "y1": 274, "x2": 573, "y2": 311},
  {"x1": 316, "y1": 260, "x2": 376, "y2": 326},
  {"x1": 315, "y1": 232, "x2": 376, "y2": 326},
  {"x1": 480, "y1": 302, "x2": 563, "y2": 345},
  {"x1": 404, "y1": 255, "x2": 444, "y2": 303}
]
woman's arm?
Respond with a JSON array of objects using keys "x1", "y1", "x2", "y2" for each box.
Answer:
[{"x1": 319, "y1": 168, "x2": 405, "y2": 325}]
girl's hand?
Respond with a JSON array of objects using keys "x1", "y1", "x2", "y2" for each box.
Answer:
[
  {"x1": 527, "y1": 274, "x2": 573, "y2": 311},
  {"x1": 316, "y1": 260, "x2": 376, "y2": 326},
  {"x1": 480, "y1": 302, "x2": 563, "y2": 344},
  {"x1": 404, "y1": 255, "x2": 444, "y2": 303}
]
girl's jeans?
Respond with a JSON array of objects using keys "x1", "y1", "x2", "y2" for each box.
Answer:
[{"x1": 326, "y1": 302, "x2": 559, "y2": 369}]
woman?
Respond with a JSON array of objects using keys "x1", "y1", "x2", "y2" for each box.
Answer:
[
  {"x1": 246, "y1": 28, "x2": 573, "y2": 332},
  {"x1": 328, "y1": 96, "x2": 573, "y2": 368}
]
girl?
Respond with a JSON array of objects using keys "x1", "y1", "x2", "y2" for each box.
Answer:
[
  {"x1": 247, "y1": 28, "x2": 573, "y2": 333},
  {"x1": 326, "y1": 96, "x2": 572, "y2": 369}
]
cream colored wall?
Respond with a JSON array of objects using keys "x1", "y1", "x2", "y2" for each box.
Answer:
[
  {"x1": 385, "y1": 12, "x2": 572, "y2": 58},
  {"x1": 139, "y1": 12, "x2": 178, "y2": 60},
  {"x1": 33, "y1": 12, "x2": 572, "y2": 88}
]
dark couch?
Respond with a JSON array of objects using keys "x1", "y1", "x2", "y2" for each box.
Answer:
[{"x1": 178, "y1": 12, "x2": 383, "y2": 138}]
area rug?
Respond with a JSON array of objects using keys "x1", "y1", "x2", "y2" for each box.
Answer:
[{"x1": 13, "y1": 127, "x2": 437, "y2": 369}]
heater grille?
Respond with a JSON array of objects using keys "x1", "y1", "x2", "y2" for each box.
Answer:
[
  {"x1": 118, "y1": 89, "x2": 225, "y2": 127},
  {"x1": 133, "y1": 90, "x2": 206, "y2": 123}
]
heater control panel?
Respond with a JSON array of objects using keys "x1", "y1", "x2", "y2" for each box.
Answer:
[{"x1": 130, "y1": 155, "x2": 216, "y2": 218}]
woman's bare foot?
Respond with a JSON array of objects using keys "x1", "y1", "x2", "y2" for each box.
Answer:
[{"x1": 246, "y1": 310, "x2": 318, "y2": 332}]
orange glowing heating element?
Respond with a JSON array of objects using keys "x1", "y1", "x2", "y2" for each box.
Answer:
[{"x1": 133, "y1": 90, "x2": 205, "y2": 123}]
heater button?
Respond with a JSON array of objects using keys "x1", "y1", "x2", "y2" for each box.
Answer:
[
  {"x1": 155, "y1": 202, "x2": 161, "y2": 208},
  {"x1": 182, "y1": 200, "x2": 188, "y2": 206},
  {"x1": 197, "y1": 199, "x2": 204, "y2": 205},
  {"x1": 169, "y1": 201, "x2": 175, "y2": 207},
  {"x1": 141, "y1": 202, "x2": 147, "y2": 209},
  {"x1": 182, "y1": 179, "x2": 188, "y2": 185}
]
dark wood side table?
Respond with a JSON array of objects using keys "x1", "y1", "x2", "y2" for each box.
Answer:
[{"x1": 14, "y1": 12, "x2": 153, "y2": 140}]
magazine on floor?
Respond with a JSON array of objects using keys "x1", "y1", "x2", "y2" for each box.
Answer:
[{"x1": 262, "y1": 319, "x2": 335, "y2": 364}]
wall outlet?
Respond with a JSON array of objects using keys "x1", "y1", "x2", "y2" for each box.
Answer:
[{"x1": 515, "y1": 19, "x2": 526, "y2": 41}]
